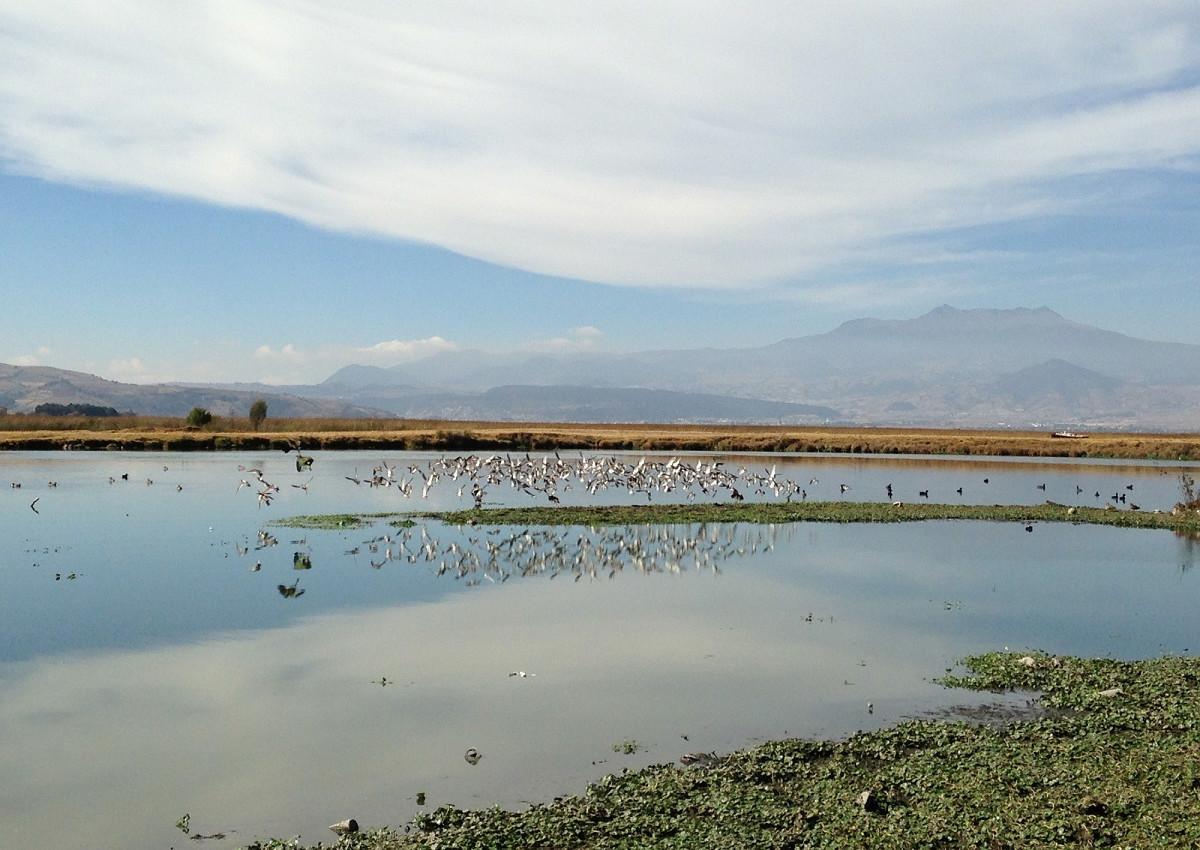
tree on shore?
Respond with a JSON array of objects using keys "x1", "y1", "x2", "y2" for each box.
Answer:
[
  {"x1": 186, "y1": 407, "x2": 213, "y2": 427},
  {"x1": 249, "y1": 399, "x2": 268, "y2": 431}
]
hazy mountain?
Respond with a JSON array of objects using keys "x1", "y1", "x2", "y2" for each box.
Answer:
[
  {"x1": 319, "y1": 306, "x2": 1200, "y2": 428},
  {"x1": 993, "y1": 359, "x2": 1123, "y2": 404},
  {"x1": 371, "y1": 385, "x2": 839, "y2": 423},
  {"x1": 0, "y1": 364, "x2": 385, "y2": 418},
  {"x1": 321, "y1": 364, "x2": 421, "y2": 390}
]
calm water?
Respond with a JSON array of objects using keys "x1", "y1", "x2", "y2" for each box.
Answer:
[{"x1": 1, "y1": 450, "x2": 1198, "y2": 849}]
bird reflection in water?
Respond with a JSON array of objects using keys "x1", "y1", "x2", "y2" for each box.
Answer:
[
  {"x1": 1174, "y1": 528, "x2": 1200, "y2": 574},
  {"x1": 345, "y1": 521, "x2": 789, "y2": 584}
]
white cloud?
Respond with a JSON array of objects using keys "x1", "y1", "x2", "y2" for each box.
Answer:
[
  {"x1": 107, "y1": 356, "x2": 149, "y2": 382},
  {"x1": 1, "y1": 2, "x2": 1198, "y2": 288},
  {"x1": 253, "y1": 343, "x2": 306, "y2": 362},
  {"x1": 353, "y1": 335, "x2": 458, "y2": 363}
]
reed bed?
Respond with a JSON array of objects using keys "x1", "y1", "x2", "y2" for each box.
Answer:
[{"x1": 2, "y1": 416, "x2": 1200, "y2": 459}]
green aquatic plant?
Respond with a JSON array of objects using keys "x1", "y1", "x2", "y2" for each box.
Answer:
[
  {"x1": 271, "y1": 513, "x2": 400, "y2": 530},
  {"x1": 421, "y1": 499, "x2": 1200, "y2": 534}
]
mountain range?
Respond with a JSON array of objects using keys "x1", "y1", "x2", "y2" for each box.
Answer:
[
  {"x1": 4, "y1": 307, "x2": 1199, "y2": 428},
  {"x1": 0, "y1": 364, "x2": 382, "y2": 419}
]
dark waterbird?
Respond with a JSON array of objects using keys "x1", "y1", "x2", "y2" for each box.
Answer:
[{"x1": 277, "y1": 580, "x2": 305, "y2": 599}]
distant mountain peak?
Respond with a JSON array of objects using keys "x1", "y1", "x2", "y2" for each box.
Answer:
[
  {"x1": 926, "y1": 303, "x2": 960, "y2": 316},
  {"x1": 994, "y1": 358, "x2": 1123, "y2": 403},
  {"x1": 919, "y1": 304, "x2": 1064, "y2": 321},
  {"x1": 830, "y1": 305, "x2": 1073, "y2": 337}
]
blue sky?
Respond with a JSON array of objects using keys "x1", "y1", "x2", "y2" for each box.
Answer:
[{"x1": 2, "y1": 2, "x2": 1198, "y2": 384}]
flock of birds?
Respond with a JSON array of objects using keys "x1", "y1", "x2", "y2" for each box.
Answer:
[
  {"x1": 268, "y1": 449, "x2": 1157, "y2": 512},
  {"x1": 337, "y1": 452, "x2": 798, "y2": 506},
  {"x1": 8, "y1": 448, "x2": 1165, "y2": 518}
]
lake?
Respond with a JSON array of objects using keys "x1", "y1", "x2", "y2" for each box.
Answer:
[{"x1": 1, "y1": 450, "x2": 1197, "y2": 848}]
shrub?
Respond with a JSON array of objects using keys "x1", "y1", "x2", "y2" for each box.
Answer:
[
  {"x1": 186, "y1": 407, "x2": 213, "y2": 427},
  {"x1": 1177, "y1": 472, "x2": 1200, "y2": 513},
  {"x1": 249, "y1": 399, "x2": 268, "y2": 430},
  {"x1": 34, "y1": 402, "x2": 122, "y2": 417}
]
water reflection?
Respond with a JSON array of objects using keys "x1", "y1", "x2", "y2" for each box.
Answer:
[
  {"x1": 2, "y1": 451, "x2": 1200, "y2": 849},
  {"x1": 1174, "y1": 528, "x2": 1200, "y2": 573},
  {"x1": 278, "y1": 522, "x2": 787, "y2": 585},
  {"x1": 0, "y1": 560, "x2": 1058, "y2": 850}
]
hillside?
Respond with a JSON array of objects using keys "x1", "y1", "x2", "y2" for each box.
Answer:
[{"x1": 0, "y1": 364, "x2": 384, "y2": 418}]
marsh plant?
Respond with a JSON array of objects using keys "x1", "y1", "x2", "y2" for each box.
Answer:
[{"x1": 1177, "y1": 471, "x2": 1200, "y2": 512}]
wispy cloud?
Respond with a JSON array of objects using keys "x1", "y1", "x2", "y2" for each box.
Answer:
[
  {"x1": 243, "y1": 336, "x2": 460, "y2": 383},
  {"x1": 1, "y1": 2, "x2": 1197, "y2": 290},
  {"x1": 527, "y1": 325, "x2": 605, "y2": 353},
  {"x1": 10, "y1": 345, "x2": 51, "y2": 367}
]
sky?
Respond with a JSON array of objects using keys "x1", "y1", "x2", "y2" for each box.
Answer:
[{"x1": 1, "y1": 1, "x2": 1199, "y2": 385}]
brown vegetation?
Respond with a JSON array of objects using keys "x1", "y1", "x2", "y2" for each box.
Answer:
[
  {"x1": 1, "y1": 414, "x2": 1199, "y2": 458},
  {"x1": 1176, "y1": 471, "x2": 1200, "y2": 513}
]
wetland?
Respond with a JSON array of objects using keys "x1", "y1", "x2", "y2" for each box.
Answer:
[{"x1": 2, "y1": 448, "x2": 1199, "y2": 848}]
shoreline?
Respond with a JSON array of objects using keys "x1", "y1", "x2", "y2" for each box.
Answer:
[
  {"x1": 3, "y1": 421, "x2": 1200, "y2": 459},
  {"x1": 250, "y1": 652, "x2": 1200, "y2": 849}
]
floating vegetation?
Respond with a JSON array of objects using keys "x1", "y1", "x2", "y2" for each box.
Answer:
[
  {"x1": 612, "y1": 739, "x2": 643, "y2": 755},
  {"x1": 282, "y1": 499, "x2": 1200, "y2": 535},
  {"x1": 423, "y1": 500, "x2": 1200, "y2": 533},
  {"x1": 272, "y1": 513, "x2": 398, "y2": 530},
  {"x1": 264, "y1": 652, "x2": 1200, "y2": 849}
]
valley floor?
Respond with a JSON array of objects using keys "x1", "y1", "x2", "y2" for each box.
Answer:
[{"x1": 3, "y1": 420, "x2": 1200, "y2": 460}]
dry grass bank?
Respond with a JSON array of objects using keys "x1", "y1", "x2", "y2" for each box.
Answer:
[{"x1": 1, "y1": 416, "x2": 1199, "y2": 459}]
